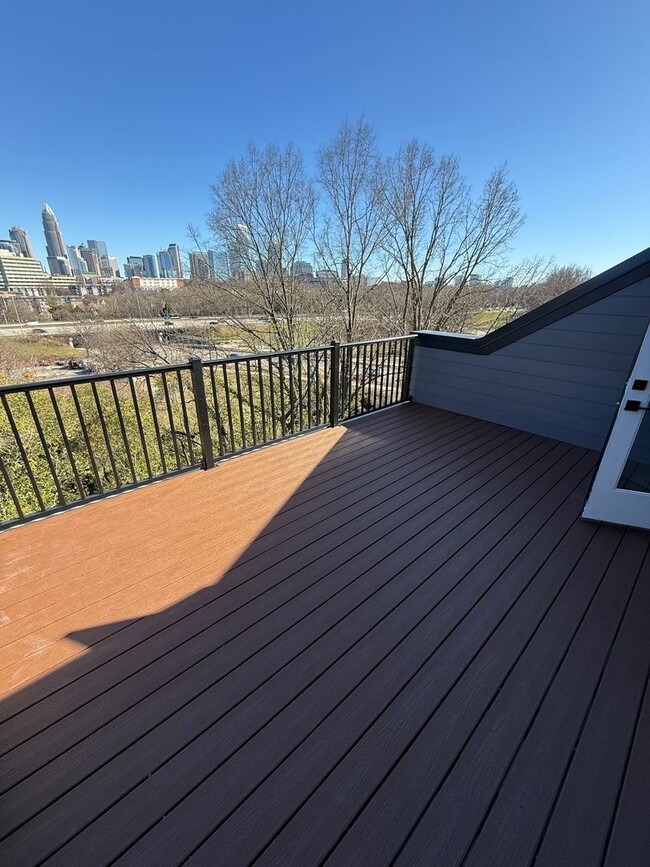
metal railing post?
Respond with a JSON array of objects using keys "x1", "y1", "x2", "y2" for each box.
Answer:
[
  {"x1": 401, "y1": 335, "x2": 416, "y2": 402},
  {"x1": 330, "y1": 340, "x2": 340, "y2": 427},
  {"x1": 189, "y1": 356, "x2": 214, "y2": 469}
]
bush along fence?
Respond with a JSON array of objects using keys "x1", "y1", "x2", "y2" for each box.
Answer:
[{"x1": 0, "y1": 336, "x2": 414, "y2": 528}]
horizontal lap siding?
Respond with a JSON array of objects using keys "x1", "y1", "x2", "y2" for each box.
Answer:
[{"x1": 411, "y1": 280, "x2": 650, "y2": 450}]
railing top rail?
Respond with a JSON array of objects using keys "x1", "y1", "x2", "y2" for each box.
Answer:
[
  {"x1": 0, "y1": 361, "x2": 192, "y2": 395},
  {"x1": 339, "y1": 335, "x2": 415, "y2": 349},
  {"x1": 201, "y1": 344, "x2": 334, "y2": 366}
]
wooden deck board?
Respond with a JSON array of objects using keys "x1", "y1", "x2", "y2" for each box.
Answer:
[{"x1": 0, "y1": 404, "x2": 648, "y2": 867}]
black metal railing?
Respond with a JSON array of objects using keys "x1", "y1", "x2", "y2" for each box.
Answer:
[{"x1": 0, "y1": 335, "x2": 414, "y2": 528}]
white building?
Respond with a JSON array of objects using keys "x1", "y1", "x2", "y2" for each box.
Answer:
[
  {"x1": 130, "y1": 276, "x2": 185, "y2": 291},
  {"x1": 0, "y1": 250, "x2": 50, "y2": 296}
]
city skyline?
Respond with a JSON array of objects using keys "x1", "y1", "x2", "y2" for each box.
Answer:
[{"x1": 3, "y1": 204, "x2": 187, "y2": 283}]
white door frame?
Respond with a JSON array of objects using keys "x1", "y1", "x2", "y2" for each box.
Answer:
[{"x1": 583, "y1": 323, "x2": 650, "y2": 529}]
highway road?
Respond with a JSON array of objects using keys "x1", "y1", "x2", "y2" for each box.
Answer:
[{"x1": 0, "y1": 316, "x2": 246, "y2": 338}]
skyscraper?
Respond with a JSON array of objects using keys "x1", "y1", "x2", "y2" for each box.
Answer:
[
  {"x1": 99, "y1": 255, "x2": 116, "y2": 277},
  {"x1": 189, "y1": 251, "x2": 211, "y2": 279},
  {"x1": 228, "y1": 224, "x2": 252, "y2": 279},
  {"x1": 87, "y1": 239, "x2": 108, "y2": 258},
  {"x1": 42, "y1": 204, "x2": 71, "y2": 275},
  {"x1": 8, "y1": 227, "x2": 35, "y2": 258},
  {"x1": 124, "y1": 256, "x2": 144, "y2": 278},
  {"x1": 78, "y1": 245, "x2": 101, "y2": 275},
  {"x1": 157, "y1": 250, "x2": 173, "y2": 277},
  {"x1": 168, "y1": 243, "x2": 183, "y2": 278},
  {"x1": 208, "y1": 249, "x2": 229, "y2": 278},
  {"x1": 142, "y1": 254, "x2": 159, "y2": 278},
  {"x1": 67, "y1": 246, "x2": 89, "y2": 276}
]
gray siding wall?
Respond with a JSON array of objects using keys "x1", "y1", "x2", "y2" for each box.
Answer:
[{"x1": 411, "y1": 277, "x2": 650, "y2": 451}]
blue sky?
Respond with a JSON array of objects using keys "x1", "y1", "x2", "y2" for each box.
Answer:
[{"x1": 1, "y1": 0, "x2": 648, "y2": 276}]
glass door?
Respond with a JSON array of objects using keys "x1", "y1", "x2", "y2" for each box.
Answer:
[{"x1": 583, "y1": 324, "x2": 650, "y2": 529}]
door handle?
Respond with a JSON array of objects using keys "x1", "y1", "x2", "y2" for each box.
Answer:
[{"x1": 624, "y1": 400, "x2": 650, "y2": 411}]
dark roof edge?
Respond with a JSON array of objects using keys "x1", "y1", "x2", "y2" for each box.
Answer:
[{"x1": 415, "y1": 246, "x2": 650, "y2": 354}]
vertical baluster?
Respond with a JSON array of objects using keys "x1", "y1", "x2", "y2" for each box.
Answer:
[
  {"x1": 314, "y1": 351, "x2": 320, "y2": 427},
  {"x1": 305, "y1": 352, "x2": 312, "y2": 428},
  {"x1": 365, "y1": 343, "x2": 373, "y2": 410},
  {"x1": 396, "y1": 340, "x2": 407, "y2": 400},
  {"x1": 129, "y1": 377, "x2": 152, "y2": 478},
  {"x1": 208, "y1": 365, "x2": 227, "y2": 456},
  {"x1": 373, "y1": 342, "x2": 382, "y2": 409},
  {"x1": 379, "y1": 340, "x2": 388, "y2": 408},
  {"x1": 353, "y1": 344, "x2": 361, "y2": 417},
  {"x1": 145, "y1": 374, "x2": 167, "y2": 474},
  {"x1": 257, "y1": 357, "x2": 267, "y2": 442},
  {"x1": 1, "y1": 393, "x2": 46, "y2": 511},
  {"x1": 160, "y1": 372, "x2": 181, "y2": 470},
  {"x1": 361, "y1": 342, "x2": 368, "y2": 413},
  {"x1": 221, "y1": 363, "x2": 236, "y2": 453},
  {"x1": 322, "y1": 347, "x2": 329, "y2": 423},
  {"x1": 70, "y1": 384, "x2": 104, "y2": 493},
  {"x1": 278, "y1": 355, "x2": 287, "y2": 437},
  {"x1": 0, "y1": 453, "x2": 23, "y2": 518},
  {"x1": 233, "y1": 360, "x2": 247, "y2": 449},
  {"x1": 176, "y1": 369, "x2": 196, "y2": 466},
  {"x1": 110, "y1": 380, "x2": 137, "y2": 483},
  {"x1": 389, "y1": 340, "x2": 399, "y2": 405},
  {"x1": 24, "y1": 391, "x2": 65, "y2": 504},
  {"x1": 91, "y1": 382, "x2": 121, "y2": 487},
  {"x1": 330, "y1": 341, "x2": 340, "y2": 427},
  {"x1": 49, "y1": 386, "x2": 85, "y2": 498},
  {"x1": 345, "y1": 345, "x2": 350, "y2": 418},
  {"x1": 268, "y1": 357, "x2": 277, "y2": 440},
  {"x1": 297, "y1": 352, "x2": 304, "y2": 431},
  {"x1": 287, "y1": 354, "x2": 295, "y2": 434},
  {"x1": 245, "y1": 359, "x2": 257, "y2": 446}
]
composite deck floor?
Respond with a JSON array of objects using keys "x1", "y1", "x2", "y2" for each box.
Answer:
[{"x1": 0, "y1": 403, "x2": 649, "y2": 867}]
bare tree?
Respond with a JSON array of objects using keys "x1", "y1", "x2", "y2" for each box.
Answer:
[
  {"x1": 379, "y1": 140, "x2": 525, "y2": 332},
  {"x1": 206, "y1": 143, "x2": 317, "y2": 351},
  {"x1": 314, "y1": 119, "x2": 387, "y2": 340}
]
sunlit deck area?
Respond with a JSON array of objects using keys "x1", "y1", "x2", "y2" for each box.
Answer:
[{"x1": 1, "y1": 403, "x2": 649, "y2": 866}]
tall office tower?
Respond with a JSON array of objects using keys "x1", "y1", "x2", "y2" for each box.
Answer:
[
  {"x1": 168, "y1": 243, "x2": 183, "y2": 278},
  {"x1": 67, "y1": 246, "x2": 89, "y2": 276},
  {"x1": 108, "y1": 256, "x2": 119, "y2": 276},
  {"x1": 142, "y1": 254, "x2": 159, "y2": 278},
  {"x1": 9, "y1": 227, "x2": 35, "y2": 258},
  {"x1": 99, "y1": 255, "x2": 115, "y2": 277},
  {"x1": 189, "y1": 251, "x2": 211, "y2": 279},
  {"x1": 208, "y1": 249, "x2": 229, "y2": 278},
  {"x1": 78, "y1": 245, "x2": 101, "y2": 274},
  {"x1": 87, "y1": 239, "x2": 108, "y2": 258},
  {"x1": 157, "y1": 249, "x2": 173, "y2": 277},
  {"x1": 42, "y1": 204, "x2": 72, "y2": 275},
  {"x1": 228, "y1": 224, "x2": 251, "y2": 279},
  {"x1": 124, "y1": 262, "x2": 144, "y2": 278},
  {"x1": 293, "y1": 260, "x2": 314, "y2": 280}
]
